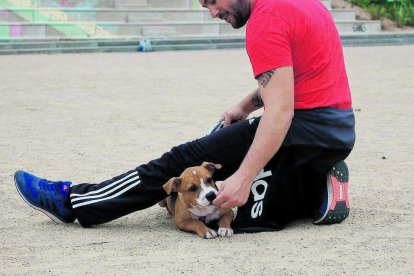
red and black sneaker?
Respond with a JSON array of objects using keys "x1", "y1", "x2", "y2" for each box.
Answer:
[{"x1": 313, "y1": 160, "x2": 350, "y2": 225}]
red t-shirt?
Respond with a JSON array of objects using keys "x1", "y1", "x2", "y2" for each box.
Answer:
[{"x1": 246, "y1": 0, "x2": 352, "y2": 109}]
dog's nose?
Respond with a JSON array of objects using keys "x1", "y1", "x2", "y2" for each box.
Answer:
[{"x1": 205, "y1": 191, "x2": 216, "y2": 202}]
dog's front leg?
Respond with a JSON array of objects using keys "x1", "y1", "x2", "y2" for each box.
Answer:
[
  {"x1": 175, "y1": 218, "x2": 217, "y2": 239},
  {"x1": 218, "y1": 209, "x2": 234, "y2": 237}
]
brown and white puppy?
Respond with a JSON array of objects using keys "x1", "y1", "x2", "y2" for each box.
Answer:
[{"x1": 159, "y1": 162, "x2": 234, "y2": 239}]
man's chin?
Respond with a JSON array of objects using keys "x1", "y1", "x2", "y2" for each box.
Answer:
[
  {"x1": 228, "y1": 16, "x2": 248, "y2": 29},
  {"x1": 230, "y1": 21, "x2": 247, "y2": 29}
]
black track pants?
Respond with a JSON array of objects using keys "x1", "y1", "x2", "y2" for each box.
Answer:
[{"x1": 69, "y1": 109, "x2": 355, "y2": 231}]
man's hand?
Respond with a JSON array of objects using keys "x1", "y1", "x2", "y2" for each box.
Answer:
[
  {"x1": 213, "y1": 171, "x2": 253, "y2": 209},
  {"x1": 220, "y1": 88, "x2": 264, "y2": 127},
  {"x1": 220, "y1": 104, "x2": 249, "y2": 128}
]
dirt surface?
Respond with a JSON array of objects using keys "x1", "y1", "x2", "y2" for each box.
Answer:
[{"x1": 0, "y1": 45, "x2": 413, "y2": 275}]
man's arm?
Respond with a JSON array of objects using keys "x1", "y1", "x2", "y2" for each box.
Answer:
[
  {"x1": 221, "y1": 88, "x2": 263, "y2": 127},
  {"x1": 214, "y1": 66, "x2": 294, "y2": 209},
  {"x1": 240, "y1": 67, "x2": 294, "y2": 181}
]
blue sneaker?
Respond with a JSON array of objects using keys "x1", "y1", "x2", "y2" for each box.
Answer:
[
  {"x1": 14, "y1": 170, "x2": 76, "y2": 223},
  {"x1": 313, "y1": 160, "x2": 350, "y2": 225}
]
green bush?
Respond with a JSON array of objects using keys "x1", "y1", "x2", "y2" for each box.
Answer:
[{"x1": 348, "y1": 0, "x2": 414, "y2": 27}]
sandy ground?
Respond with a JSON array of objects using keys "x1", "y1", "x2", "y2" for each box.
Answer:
[{"x1": 0, "y1": 45, "x2": 413, "y2": 275}]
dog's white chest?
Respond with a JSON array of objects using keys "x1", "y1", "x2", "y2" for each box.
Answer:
[{"x1": 189, "y1": 206, "x2": 221, "y2": 224}]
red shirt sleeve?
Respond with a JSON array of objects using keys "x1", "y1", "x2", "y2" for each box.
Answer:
[{"x1": 246, "y1": 12, "x2": 294, "y2": 78}]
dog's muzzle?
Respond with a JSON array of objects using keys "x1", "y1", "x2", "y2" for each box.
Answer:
[{"x1": 205, "y1": 191, "x2": 217, "y2": 202}]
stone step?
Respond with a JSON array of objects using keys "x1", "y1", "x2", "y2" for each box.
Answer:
[
  {"x1": 0, "y1": 21, "x2": 243, "y2": 38},
  {"x1": 2, "y1": 33, "x2": 414, "y2": 55},
  {"x1": 0, "y1": 20, "x2": 382, "y2": 39},
  {"x1": 0, "y1": 0, "x2": 201, "y2": 9},
  {"x1": 0, "y1": 8, "x2": 357, "y2": 23},
  {"x1": 115, "y1": 0, "x2": 198, "y2": 9},
  {"x1": 0, "y1": 0, "x2": 381, "y2": 40},
  {"x1": 1, "y1": 0, "x2": 333, "y2": 9},
  {"x1": 0, "y1": 0, "x2": 114, "y2": 8},
  {"x1": 0, "y1": 38, "x2": 137, "y2": 50},
  {"x1": 0, "y1": 44, "x2": 137, "y2": 54},
  {"x1": 321, "y1": 0, "x2": 331, "y2": 9},
  {"x1": 336, "y1": 20, "x2": 382, "y2": 34}
]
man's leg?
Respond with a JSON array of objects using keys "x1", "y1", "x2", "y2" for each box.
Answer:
[
  {"x1": 64, "y1": 118, "x2": 261, "y2": 227},
  {"x1": 232, "y1": 145, "x2": 352, "y2": 232}
]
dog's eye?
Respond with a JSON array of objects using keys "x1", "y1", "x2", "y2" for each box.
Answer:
[
  {"x1": 206, "y1": 177, "x2": 213, "y2": 183},
  {"x1": 188, "y1": 185, "x2": 198, "y2": 192}
]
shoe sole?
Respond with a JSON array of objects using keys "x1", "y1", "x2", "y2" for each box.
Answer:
[
  {"x1": 14, "y1": 173, "x2": 67, "y2": 224},
  {"x1": 313, "y1": 161, "x2": 350, "y2": 225}
]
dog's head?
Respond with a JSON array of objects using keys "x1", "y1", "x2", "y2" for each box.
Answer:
[{"x1": 163, "y1": 162, "x2": 222, "y2": 208}]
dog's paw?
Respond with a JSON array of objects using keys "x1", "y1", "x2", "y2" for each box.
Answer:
[
  {"x1": 203, "y1": 229, "x2": 218, "y2": 239},
  {"x1": 218, "y1": 227, "x2": 234, "y2": 237}
]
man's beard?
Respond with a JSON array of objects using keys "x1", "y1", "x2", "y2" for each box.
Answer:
[{"x1": 231, "y1": 0, "x2": 251, "y2": 29}]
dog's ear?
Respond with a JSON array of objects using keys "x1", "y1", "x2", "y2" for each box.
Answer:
[
  {"x1": 202, "y1": 162, "x2": 222, "y2": 174},
  {"x1": 163, "y1": 177, "x2": 182, "y2": 195}
]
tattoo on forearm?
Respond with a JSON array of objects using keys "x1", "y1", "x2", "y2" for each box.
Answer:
[
  {"x1": 256, "y1": 69, "x2": 276, "y2": 88},
  {"x1": 251, "y1": 89, "x2": 264, "y2": 107}
]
